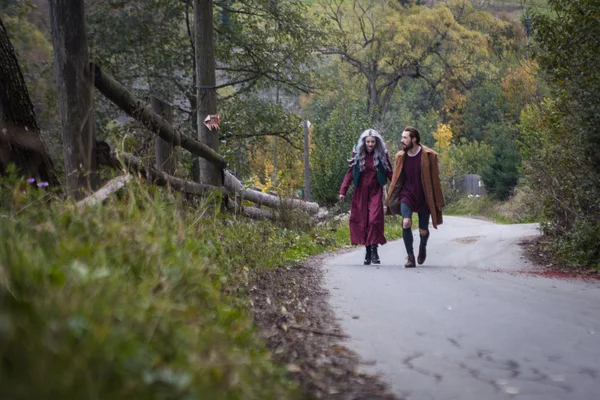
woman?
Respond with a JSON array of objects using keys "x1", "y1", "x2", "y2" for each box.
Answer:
[{"x1": 339, "y1": 129, "x2": 393, "y2": 265}]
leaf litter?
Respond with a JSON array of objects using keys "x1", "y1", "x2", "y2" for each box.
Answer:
[{"x1": 249, "y1": 252, "x2": 399, "y2": 400}]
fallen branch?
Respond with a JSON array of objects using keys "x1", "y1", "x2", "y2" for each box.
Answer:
[
  {"x1": 77, "y1": 175, "x2": 132, "y2": 207},
  {"x1": 288, "y1": 324, "x2": 349, "y2": 339},
  {"x1": 118, "y1": 152, "x2": 228, "y2": 197},
  {"x1": 224, "y1": 171, "x2": 319, "y2": 215},
  {"x1": 225, "y1": 197, "x2": 276, "y2": 220},
  {"x1": 91, "y1": 63, "x2": 226, "y2": 170}
]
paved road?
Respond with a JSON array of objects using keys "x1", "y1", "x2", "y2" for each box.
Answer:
[{"x1": 324, "y1": 216, "x2": 600, "y2": 400}]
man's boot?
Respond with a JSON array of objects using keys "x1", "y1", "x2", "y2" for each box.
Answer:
[
  {"x1": 405, "y1": 254, "x2": 416, "y2": 268},
  {"x1": 364, "y1": 245, "x2": 372, "y2": 265},
  {"x1": 371, "y1": 245, "x2": 380, "y2": 264},
  {"x1": 418, "y1": 232, "x2": 429, "y2": 265},
  {"x1": 417, "y1": 246, "x2": 427, "y2": 265}
]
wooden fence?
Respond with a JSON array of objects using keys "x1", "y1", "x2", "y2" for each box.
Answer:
[{"x1": 82, "y1": 63, "x2": 320, "y2": 220}]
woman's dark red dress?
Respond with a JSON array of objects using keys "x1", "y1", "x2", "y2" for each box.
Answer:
[{"x1": 339, "y1": 152, "x2": 391, "y2": 245}]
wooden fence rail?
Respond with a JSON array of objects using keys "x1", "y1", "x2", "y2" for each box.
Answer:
[
  {"x1": 87, "y1": 63, "x2": 321, "y2": 219},
  {"x1": 91, "y1": 63, "x2": 226, "y2": 170}
]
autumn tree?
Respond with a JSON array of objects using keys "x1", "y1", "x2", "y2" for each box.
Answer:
[{"x1": 319, "y1": 0, "x2": 491, "y2": 126}]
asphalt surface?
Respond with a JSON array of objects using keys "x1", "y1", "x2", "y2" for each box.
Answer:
[{"x1": 324, "y1": 216, "x2": 600, "y2": 400}]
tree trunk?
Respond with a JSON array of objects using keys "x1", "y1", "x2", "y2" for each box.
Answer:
[
  {"x1": 0, "y1": 17, "x2": 59, "y2": 186},
  {"x1": 151, "y1": 97, "x2": 176, "y2": 175},
  {"x1": 49, "y1": 0, "x2": 98, "y2": 199},
  {"x1": 223, "y1": 171, "x2": 319, "y2": 214},
  {"x1": 194, "y1": 0, "x2": 221, "y2": 186}
]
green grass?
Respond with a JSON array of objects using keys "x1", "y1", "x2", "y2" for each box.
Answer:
[
  {"x1": 333, "y1": 215, "x2": 404, "y2": 245},
  {"x1": 444, "y1": 190, "x2": 542, "y2": 224},
  {"x1": 0, "y1": 175, "x2": 365, "y2": 399}
]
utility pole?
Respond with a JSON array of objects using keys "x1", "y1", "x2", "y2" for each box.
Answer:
[
  {"x1": 194, "y1": 0, "x2": 221, "y2": 185},
  {"x1": 303, "y1": 120, "x2": 311, "y2": 201}
]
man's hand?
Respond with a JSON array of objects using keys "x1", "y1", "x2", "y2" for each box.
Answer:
[{"x1": 339, "y1": 194, "x2": 345, "y2": 202}]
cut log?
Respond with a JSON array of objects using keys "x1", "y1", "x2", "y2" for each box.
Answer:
[
  {"x1": 77, "y1": 175, "x2": 132, "y2": 207},
  {"x1": 225, "y1": 197, "x2": 275, "y2": 220},
  {"x1": 91, "y1": 63, "x2": 226, "y2": 170},
  {"x1": 223, "y1": 171, "x2": 319, "y2": 214}
]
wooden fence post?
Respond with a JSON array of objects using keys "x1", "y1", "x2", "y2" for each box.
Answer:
[
  {"x1": 49, "y1": 0, "x2": 98, "y2": 199},
  {"x1": 151, "y1": 97, "x2": 176, "y2": 175}
]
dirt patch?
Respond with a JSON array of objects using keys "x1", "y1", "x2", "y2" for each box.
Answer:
[
  {"x1": 453, "y1": 236, "x2": 482, "y2": 244},
  {"x1": 249, "y1": 251, "x2": 398, "y2": 400},
  {"x1": 519, "y1": 237, "x2": 600, "y2": 281}
]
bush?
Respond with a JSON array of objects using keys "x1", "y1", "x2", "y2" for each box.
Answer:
[
  {"x1": 480, "y1": 126, "x2": 521, "y2": 201},
  {"x1": 520, "y1": 101, "x2": 600, "y2": 269},
  {"x1": 0, "y1": 176, "x2": 358, "y2": 399}
]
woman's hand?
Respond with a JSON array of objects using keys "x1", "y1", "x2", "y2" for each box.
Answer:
[{"x1": 339, "y1": 194, "x2": 345, "y2": 202}]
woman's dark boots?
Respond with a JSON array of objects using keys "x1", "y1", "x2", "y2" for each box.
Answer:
[
  {"x1": 364, "y1": 245, "x2": 372, "y2": 265},
  {"x1": 364, "y1": 245, "x2": 380, "y2": 265},
  {"x1": 371, "y1": 244, "x2": 380, "y2": 264}
]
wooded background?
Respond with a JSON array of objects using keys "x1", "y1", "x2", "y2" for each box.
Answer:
[{"x1": 1, "y1": 0, "x2": 599, "y2": 266}]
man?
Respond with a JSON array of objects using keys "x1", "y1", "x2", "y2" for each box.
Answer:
[{"x1": 384, "y1": 126, "x2": 445, "y2": 267}]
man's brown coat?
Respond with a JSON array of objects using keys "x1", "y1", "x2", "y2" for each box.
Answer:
[{"x1": 384, "y1": 145, "x2": 445, "y2": 229}]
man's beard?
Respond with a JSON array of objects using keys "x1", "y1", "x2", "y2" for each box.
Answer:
[{"x1": 402, "y1": 142, "x2": 414, "y2": 151}]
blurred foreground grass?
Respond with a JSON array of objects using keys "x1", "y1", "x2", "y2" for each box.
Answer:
[{"x1": 0, "y1": 173, "x2": 402, "y2": 399}]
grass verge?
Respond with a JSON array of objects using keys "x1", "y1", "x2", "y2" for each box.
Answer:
[
  {"x1": 0, "y1": 176, "x2": 402, "y2": 399},
  {"x1": 444, "y1": 189, "x2": 542, "y2": 224}
]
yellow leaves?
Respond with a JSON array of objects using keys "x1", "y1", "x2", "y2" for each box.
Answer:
[
  {"x1": 433, "y1": 123, "x2": 453, "y2": 151},
  {"x1": 433, "y1": 123, "x2": 455, "y2": 183},
  {"x1": 442, "y1": 88, "x2": 466, "y2": 126},
  {"x1": 247, "y1": 135, "x2": 305, "y2": 194},
  {"x1": 502, "y1": 60, "x2": 539, "y2": 100}
]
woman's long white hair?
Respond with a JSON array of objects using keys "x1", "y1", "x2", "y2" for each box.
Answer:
[{"x1": 351, "y1": 129, "x2": 390, "y2": 172}]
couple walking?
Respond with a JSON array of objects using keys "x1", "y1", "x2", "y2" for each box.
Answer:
[{"x1": 339, "y1": 127, "x2": 444, "y2": 267}]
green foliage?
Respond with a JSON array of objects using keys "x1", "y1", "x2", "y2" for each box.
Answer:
[
  {"x1": 85, "y1": 0, "x2": 325, "y2": 189},
  {"x1": 531, "y1": 0, "x2": 600, "y2": 172},
  {"x1": 444, "y1": 187, "x2": 542, "y2": 224},
  {"x1": 318, "y1": 0, "x2": 492, "y2": 124},
  {"x1": 383, "y1": 79, "x2": 441, "y2": 150},
  {"x1": 439, "y1": 138, "x2": 493, "y2": 202},
  {"x1": 519, "y1": 0, "x2": 600, "y2": 269},
  {"x1": 460, "y1": 80, "x2": 506, "y2": 142},
  {"x1": 520, "y1": 100, "x2": 600, "y2": 269},
  {"x1": 215, "y1": 0, "x2": 325, "y2": 93},
  {"x1": 480, "y1": 125, "x2": 521, "y2": 200},
  {"x1": 87, "y1": 0, "x2": 324, "y2": 108},
  {"x1": 0, "y1": 176, "x2": 359, "y2": 398},
  {"x1": 447, "y1": 138, "x2": 494, "y2": 177},
  {"x1": 553, "y1": 219, "x2": 600, "y2": 270},
  {"x1": 334, "y1": 215, "x2": 405, "y2": 244},
  {"x1": 219, "y1": 95, "x2": 303, "y2": 179},
  {"x1": 308, "y1": 98, "x2": 370, "y2": 206}
]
